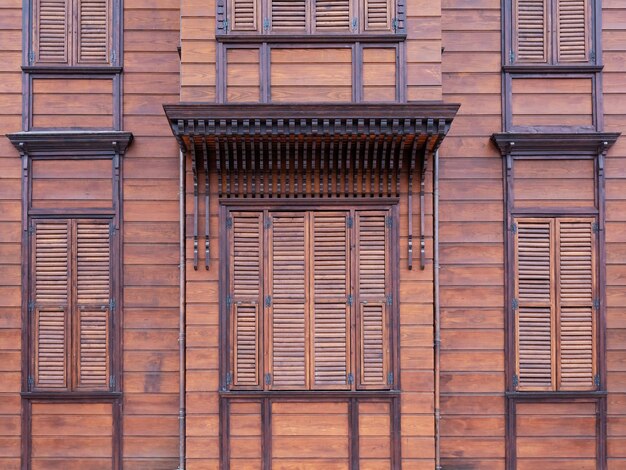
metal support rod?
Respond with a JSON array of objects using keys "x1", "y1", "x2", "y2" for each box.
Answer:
[
  {"x1": 178, "y1": 148, "x2": 187, "y2": 470},
  {"x1": 434, "y1": 149, "x2": 442, "y2": 470}
]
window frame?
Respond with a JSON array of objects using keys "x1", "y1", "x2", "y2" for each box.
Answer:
[{"x1": 219, "y1": 201, "x2": 400, "y2": 394}]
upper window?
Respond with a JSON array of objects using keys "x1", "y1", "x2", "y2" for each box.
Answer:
[
  {"x1": 226, "y1": 209, "x2": 395, "y2": 391},
  {"x1": 220, "y1": 0, "x2": 402, "y2": 35},
  {"x1": 30, "y1": 0, "x2": 114, "y2": 66},
  {"x1": 511, "y1": 0, "x2": 593, "y2": 65},
  {"x1": 513, "y1": 217, "x2": 597, "y2": 391}
]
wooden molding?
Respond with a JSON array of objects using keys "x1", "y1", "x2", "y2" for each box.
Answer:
[
  {"x1": 491, "y1": 132, "x2": 620, "y2": 156},
  {"x1": 6, "y1": 131, "x2": 133, "y2": 155}
]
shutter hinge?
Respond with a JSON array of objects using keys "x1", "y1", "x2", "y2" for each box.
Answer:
[
  {"x1": 385, "y1": 215, "x2": 393, "y2": 228},
  {"x1": 512, "y1": 298, "x2": 519, "y2": 310},
  {"x1": 109, "y1": 375, "x2": 116, "y2": 389},
  {"x1": 263, "y1": 18, "x2": 270, "y2": 32},
  {"x1": 265, "y1": 295, "x2": 272, "y2": 307},
  {"x1": 28, "y1": 224, "x2": 35, "y2": 235},
  {"x1": 592, "y1": 222, "x2": 600, "y2": 233},
  {"x1": 110, "y1": 50, "x2": 116, "y2": 63},
  {"x1": 265, "y1": 373, "x2": 272, "y2": 385},
  {"x1": 590, "y1": 50, "x2": 596, "y2": 62},
  {"x1": 28, "y1": 301, "x2": 35, "y2": 314},
  {"x1": 109, "y1": 299, "x2": 116, "y2": 312},
  {"x1": 347, "y1": 295, "x2": 353, "y2": 306},
  {"x1": 593, "y1": 298, "x2": 600, "y2": 310},
  {"x1": 594, "y1": 374, "x2": 600, "y2": 388},
  {"x1": 29, "y1": 50, "x2": 35, "y2": 65},
  {"x1": 225, "y1": 372, "x2": 232, "y2": 386},
  {"x1": 28, "y1": 375, "x2": 34, "y2": 389},
  {"x1": 223, "y1": 19, "x2": 229, "y2": 32},
  {"x1": 264, "y1": 217, "x2": 272, "y2": 229},
  {"x1": 226, "y1": 295, "x2": 233, "y2": 308},
  {"x1": 386, "y1": 294, "x2": 393, "y2": 306},
  {"x1": 387, "y1": 372, "x2": 394, "y2": 385},
  {"x1": 512, "y1": 374, "x2": 519, "y2": 387},
  {"x1": 109, "y1": 222, "x2": 115, "y2": 237},
  {"x1": 346, "y1": 215, "x2": 353, "y2": 229},
  {"x1": 510, "y1": 222, "x2": 517, "y2": 234},
  {"x1": 509, "y1": 50, "x2": 515, "y2": 63},
  {"x1": 351, "y1": 17, "x2": 358, "y2": 31},
  {"x1": 225, "y1": 216, "x2": 233, "y2": 229},
  {"x1": 392, "y1": 18, "x2": 398, "y2": 33},
  {"x1": 347, "y1": 372, "x2": 354, "y2": 385}
]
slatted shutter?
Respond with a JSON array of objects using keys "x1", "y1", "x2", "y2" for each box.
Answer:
[
  {"x1": 355, "y1": 211, "x2": 390, "y2": 389},
  {"x1": 363, "y1": 0, "x2": 394, "y2": 32},
  {"x1": 33, "y1": 0, "x2": 71, "y2": 65},
  {"x1": 314, "y1": 0, "x2": 352, "y2": 32},
  {"x1": 556, "y1": 219, "x2": 595, "y2": 390},
  {"x1": 32, "y1": 220, "x2": 71, "y2": 390},
  {"x1": 556, "y1": 0, "x2": 589, "y2": 62},
  {"x1": 513, "y1": 0, "x2": 548, "y2": 63},
  {"x1": 310, "y1": 212, "x2": 351, "y2": 388},
  {"x1": 514, "y1": 219, "x2": 555, "y2": 391},
  {"x1": 514, "y1": 217, "x2": 596, "y2": 392},
  {"x1": 230, "y1": 0, "x2": 259, "y2": 31},
  {"x1": 230, "y1": 212, "x2": 264, "y2": 388},
  {"x1": 271, "y1": 0, "x2": 307, "y2": 31},
  {"x1": 76, "y1": 0, "x2": 111, "y2": 64},
  {"x1": 268, "y1": 213, "x2": 308, "y2": 389},
  {"x1": 76, "y1": 221, "x2": 111, "y2": 389}
]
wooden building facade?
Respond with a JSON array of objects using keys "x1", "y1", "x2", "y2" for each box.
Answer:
[{"x1": 1, "y1": 0, "x2": 626, "y2": 468}]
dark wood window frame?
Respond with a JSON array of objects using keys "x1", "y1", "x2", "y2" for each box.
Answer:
[
  {"x1": 217, "y1": 41, "x2": 406, "y2": 104},
  {"x1": 7, "y1": 131, "x2": 132, "y2": 470}
]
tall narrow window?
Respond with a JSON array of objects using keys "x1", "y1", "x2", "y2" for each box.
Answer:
[
  {"x1": 31, "y1": 218, "x2": 113, "y2": 391},
  {"x1": 228, "y1": 208, "x2": 393, "y2": 391},
  {"x1": 514, "y1": 217, "x2": 596, "y2": 391}
]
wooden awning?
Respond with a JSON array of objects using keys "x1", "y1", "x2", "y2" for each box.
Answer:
[{"x1": 163, "y1": 103, "x2": 459, "y2": 270}]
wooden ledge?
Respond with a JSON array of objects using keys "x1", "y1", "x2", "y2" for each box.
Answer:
[
  {"x1": 491, "y1": 131, "x2": 620, "y2": 156},
  {"x1": 6, "y1": 131, "x2": 133, "y2": 155}
]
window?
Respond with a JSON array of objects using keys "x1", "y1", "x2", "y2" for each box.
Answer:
[
  {"x1": 511, "y1": 0, "x2": 592, "y2": 64},
  {"x1": 227, "y1": 209, "x2": 394, "y2": 390},
  {"x1": 222, "y1": 0, "x2": 400, "y2": 35},
  {"x1": 31, "y1": 0, "x2": 113, "y2": 66},
  {"x1": 514, "y1": 217, "x2": 597, "y2": 391},
  {"x1": 30, "y1": 218, "x2": 113, "y2": 391}
]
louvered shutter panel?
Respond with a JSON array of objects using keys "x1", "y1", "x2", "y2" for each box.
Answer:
[
  {"x1": 314, "y1": 0, "x2": 352, "y2": 31},
  {"x1": 513, "y1": 0, "x2": 548, "y2": 63},
  {"x1": 311, "y1": 212, "x2": 351, "y2": 389},
  {"x1": 556, "y1": 0, "x2": 589, "y2": 62},
  {"x1": 514, "y1": 219, "x2": 555, "y2": 391},
  {"x1": 230, "y1": 0, "x2": 259, "y2": 31},
  {"x1": 76, "y1": 221, "x2": 111, "y2": 389},
  {"x1": 77, "y1": 0, "x2": 111, "y2": 64},
  {"x1": 556, "y1": 219, "x2": 595, "y2": 390},
  {"x1": 33, "y1": 0, "x2": 70, "y2": 65},
  {"x1": 271, "y1": 0, "x2": 307, "y2": 32},
  {"x1": 355, "y1": 211, "x2": 390, "y2": 389},
  {"x1": 268, "y1": 213, "x2": 308, "y2": 389},
  {"x1": 363, "y1": 0, "x2": 394, "y2": 32},
  {"x1": 32, "y1": 220, "x2": 70, "y2": 390},
  {"x1": 230, "y1": 213, "x2": 263, "y2": 388}
]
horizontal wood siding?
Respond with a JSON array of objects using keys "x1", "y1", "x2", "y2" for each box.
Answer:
[
  {"x1": 0, "y1": 0, "x2": 23, "y2": 468},
  {"x1": 31, "y1": 77, "x2": 114, "y2": 129},
  {"x1": 226, "y1": 48, "x2": 260, "y2": 103},
  {"x1": 359, "y1": 401, "x2": 391, "y2": 468},
  {"x1": 362, "y1": 47, "x2": 397, "y2": 102},
  {"x1": 511, "y1": 77, "x2": 593, "y2": 128},
  {"x1": 229, "y1": 401, "x2": 262, "y2": 468},
  {"x1": 122, "y1": 0, "x2": 181, "y2": 467},
  {"x1": 30, "y1": 402, "x2": 114, "y2": 470}
]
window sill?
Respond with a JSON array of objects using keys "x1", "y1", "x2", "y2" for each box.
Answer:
[
  {"x1": 503, "y1": 64, "x2": 603, "y2": 74},
  {"x1": 506, "y1": 390, "x2": 607, "y2": 399},
  {"x1": 215, "y1": 33, "x2": 406, "y2": 43},
  {"x1": 221, "y1": 389, "x2": 400, "y2": 398},
  {"x1": 22, "y1": 391, "x2": 122, "y2": 400},
  {"x1": 22, "y1": 65, "x2": 123, "y2": 74}
]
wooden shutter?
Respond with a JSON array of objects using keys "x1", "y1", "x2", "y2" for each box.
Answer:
[
  {"x1": 76, "y1": 221, "x2": 111, "y2": 389},
  {"x1": 556, "y1": 0, "x2": 589, "y2": 62},
  {"x1": 230, "y1": 212, "x2": 264, "y2": 388},
  {"x1": 513, "y1": 0, "x2": 548, "y2": 63},
  {"x1": 33, "y1": 0, "x2": 71, "y2": 65},
  {"x1": 268, "y1": 213, "x2": 308, "y2": 389},
  {"x1": 76, "y1": 0, "x2": 111, "y2": 64},
  {"x1": 363, "y1": 0, "x2": 394, "y2": 32},
  {"x1": 557, "y1": 219, "x2": 595, "y2": 390},
  {"x1": 514, "y1": 219, "x2": 555, "y2": 391},
  {"x1": 271, "y1": 0, "x2": 307, "y2": 31},
  {"x1": 314, "y1": 0, "x2": 352, "y2": 31},
  {"x1": 310, "y1": 212, "x2": 351, "y2": 389},
  {"x1": 230, "y1": 0, "x2": 259, "y2": 31},
  {"x1": 355, "y1": 211, "x2": 390, "y2": 388},
  {"x1": 32, "y1": 220, "x2": 70, "y2": 390}
]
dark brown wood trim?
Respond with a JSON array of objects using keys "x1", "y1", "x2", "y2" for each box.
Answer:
[
  {"x1": 216, "y1": 33, "x2": 407, "y2": 43},
  {"x1": 21, "y1": 66, "x2": 124, "y2": 74},
  {"x1": 262, "y1": 397, "x2": 271, "y2": 470},
  {"x1": 503, "y1": 65, "x2": 603, "y2": 73},
  {"x1": 492, "y1": 132, "x2": 619, "y2": 155},
  {"x1": 349, "y1": 397, "x2": 359, "y2": 470},
  {"x1": 7, "y1": 131, "x2": 133, "y2": 154},
  {"x1": 220, "y1": 390, "x2": 401, "y2": 399}
]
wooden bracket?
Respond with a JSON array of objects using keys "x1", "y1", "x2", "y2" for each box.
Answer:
[
  {"x1": 190, "y1": 122, "x2": 199, "y2": 271},
  {"x1": 407, "y1": 136, "x2": 419, "y2": 270},
  {"x1": 419, "y1": 145, "x2": 428, "y2": 270},
  {"x1": 202, "y1": 137, "x2": 210, "y2": 270}
]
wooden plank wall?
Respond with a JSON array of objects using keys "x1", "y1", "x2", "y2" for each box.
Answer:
[
  {"x1": 440, "y1": 0, "x2": 506, "y2": 468},
  {"x1": 0, "y1": 0, "x2": 23, "y2": 468},
  {"x1": 604, "y1": 0, "x2": 626, "y2": 466},
  {"x1": 121, "y1": 0, "x2": 182, "y2": 467}
]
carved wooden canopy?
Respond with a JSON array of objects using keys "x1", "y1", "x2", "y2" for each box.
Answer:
[{"x1": 164, "y1": 103, "x2": 459, "y2": 270}]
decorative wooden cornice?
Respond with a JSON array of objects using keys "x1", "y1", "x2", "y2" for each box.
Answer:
[
  {"x1": 491, "y1": 132, "x2": 620, "y2": 156},
  {"x1": 164, "y1": 103, "x2": 460, "y2": 270},
  {"x1": 6, "y1": 131, "x2": 134, "y2": 155}
]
